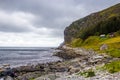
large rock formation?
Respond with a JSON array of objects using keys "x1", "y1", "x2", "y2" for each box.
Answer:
[{"x1": 64, "y1": 3, "x2": 120, "y2": 43}]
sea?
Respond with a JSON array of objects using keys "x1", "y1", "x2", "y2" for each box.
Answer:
[{"x1": 0, "y1": 47, "x2": 61, "y2": 67}]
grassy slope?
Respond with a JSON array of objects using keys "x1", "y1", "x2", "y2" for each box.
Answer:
[{"x1": 71, "y1": 35, "x2": 120, "y2": 57}]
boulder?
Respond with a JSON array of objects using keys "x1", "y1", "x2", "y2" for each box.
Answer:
[{"x1": 100, "y1": 44, "x2": 108, "y2": 50}]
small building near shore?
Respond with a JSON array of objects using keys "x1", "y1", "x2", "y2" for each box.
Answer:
[{"x1": 100, "y1": 34, "x2": 106, "y2": 38}]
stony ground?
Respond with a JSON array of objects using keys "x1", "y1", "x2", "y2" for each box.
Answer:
[
  {"x1": 1, "y1": 46, "x2": 120, "y2": 80},
  {"x1": 34, "y1": 71, "x2": 120, "y2": 80},
  {"x1": 34, "y1": 46, "x2": 120, "y2": 80}
]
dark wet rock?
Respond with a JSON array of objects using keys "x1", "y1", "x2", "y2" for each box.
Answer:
[
  {"x1": 17, "y1": 71, "x2": 42, "y2": 80},
  {"x1": 10, "y1": 61, "x2": 69, "y2": 80}
]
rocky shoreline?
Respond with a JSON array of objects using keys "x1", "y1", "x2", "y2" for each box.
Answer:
[{"x1": 1, "y1": 46, "x2": 120, "y2": 80}]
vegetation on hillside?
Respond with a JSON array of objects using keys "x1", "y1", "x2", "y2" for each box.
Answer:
[
  {"x1": 64, "y1": 3, "x2": 120, "y2": 74},
  {"x1": 67, "y1": 3, "x2": 120, "y2": 58},
  {"x1": 71, "y1": 33, "x2": 120, "y2": 57},
  {"x1": 80, "y1": 16, "x2": 120, "y2": 39},
  {"x1": 71, "y1": 34, "x2": 120, "y2": 73},
  {"x1": 64, "y1": 3, "x2": 120, "y2": 43}
]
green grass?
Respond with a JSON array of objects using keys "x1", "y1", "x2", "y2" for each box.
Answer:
[
  {"x1": 71, "y1": 36, "x2": 108, "y2": 51},
  {"x1": 77, "y1": 69, "x2": 95, "y2": 78},
  {"x1": 71, "y1": 35, "x2": 120, "y2": 57},
  {"x1": 101, "y1": 37, "x2": 120, "y2": 57},
  {"x1": 105, "y1": 49, "x2": 120, "y2": 57},
  {"x1": 101, "y1": 36, "x2": 120, "y2": 44},
  {"x1": 71, "y1": 38, "x2": 83, "y2": 47},
  {"x1": 103, "y1": 61, "x2": 120, "y2": 73}
]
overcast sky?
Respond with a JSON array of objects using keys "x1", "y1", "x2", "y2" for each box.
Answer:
[{"x1": 0, "y1": 0, "x2": 120, "y2": 47}]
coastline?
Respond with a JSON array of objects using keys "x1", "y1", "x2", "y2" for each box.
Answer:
[{"x1": 1, "y1": 46, "x2": 120, "y2": 80}]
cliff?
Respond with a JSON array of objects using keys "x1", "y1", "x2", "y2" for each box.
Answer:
[{"x1": 64, "y1": 3, "x2": 120, "y2": 44}]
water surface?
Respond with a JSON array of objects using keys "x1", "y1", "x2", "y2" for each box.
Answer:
[{"x1": 0, "y1": 47, "x2": 61, "y2": 67}]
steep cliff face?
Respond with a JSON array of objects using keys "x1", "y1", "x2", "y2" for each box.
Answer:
[{"x1": 64, "y1": 3, "x2": 120, "y2": 44}]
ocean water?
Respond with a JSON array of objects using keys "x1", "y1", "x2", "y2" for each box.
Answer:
[{"x1": 0, "y1": 47, "x2": 61, "y2": 67}]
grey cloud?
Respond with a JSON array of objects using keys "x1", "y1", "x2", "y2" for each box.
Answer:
[
  {"x1": 0, "y1": 9, "x2": 36, "y2": 33},
  {"x1": 0, "y1": 0, "x2": 120, "y2": 37},
  {"x1": 0, "y1": 24, "x2": 30, "y2": 32}
]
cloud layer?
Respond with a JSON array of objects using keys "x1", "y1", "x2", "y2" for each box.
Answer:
[{"x1": 0, "y1": 0, "x2": 120, "y2": 46}]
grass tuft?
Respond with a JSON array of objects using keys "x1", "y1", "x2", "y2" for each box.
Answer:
[
  {"x1": 77, "y1": 69, "x2": 95, "y2": 78},
  {"x1": 103, "y1": 61, "x2": 120, "y2": 73}
]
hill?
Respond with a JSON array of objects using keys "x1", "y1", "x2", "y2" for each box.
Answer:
[{"x1": 64, "y1": 3, "x2": 120, "y2": 43}]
